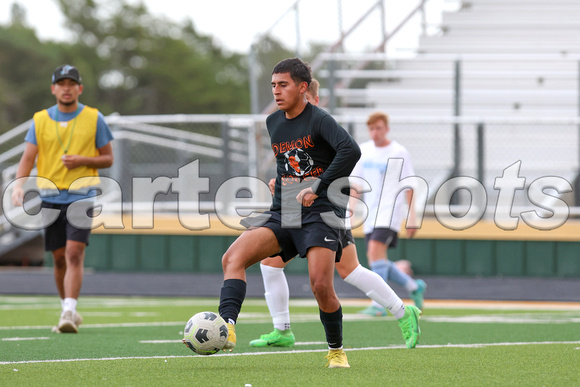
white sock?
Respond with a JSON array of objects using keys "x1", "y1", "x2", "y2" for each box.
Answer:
[
  {"x1": 344, "y1": 265, "x2": 406, "y2": 319},
  {"x1": 60, "y1": 299, "x2": 65, "y2": 311},
  {"x1": 371, "y1": 299, "x2": 383, "y2": 309},
  {"x1": 260, "y1": 263, "x2": 291, "y2": 331},
  {"x1": 405, "y1": 279, "x2": 419, "y2": 293},
  {"x1": 63, "y1": 298, "x2": 77, "y2": 314}
]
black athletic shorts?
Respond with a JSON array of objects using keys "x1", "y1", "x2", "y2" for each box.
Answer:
[
  {"x1": 365, "y1": 227, "x2": 399, "y2": 249},
  {"x1": 42, "y1": 202, "x2": 92, "y2": 251},
  {"x1": 242, "y1": 211, "x2": 345, "y2": 263},
  {"x1": 343, "y1": 230, "x2": 355, "y2": 247}
]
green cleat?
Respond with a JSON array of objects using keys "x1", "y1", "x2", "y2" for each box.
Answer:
[
  {"x1": 249, "y1": 328, "x2": 295, "y2": 347},
  {"x1": 410, "y1": 279, "x2": 427, "y2": 310},
  {"x1": 358, "y1": 305, "x2": 387, "y2": 317},
  {"x1": 398, "y1": 305, "x2": 421, "y2": 349}
]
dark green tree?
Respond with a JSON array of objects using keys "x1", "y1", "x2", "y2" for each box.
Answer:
[
  {"x1": 55, "y1": 0, "x2": 249, "y2": 115},
  {"x1": 0, "y1": 3, "x2": 67, "y2": 133},
  {"x1": 0, "y1": 0, "x2": 252, "y2": 135}
]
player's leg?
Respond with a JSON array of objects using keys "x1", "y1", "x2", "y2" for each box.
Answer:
[
  {"x1": 307, "y1": 246, "x2": 340, "y2": 313},
  {"x1": 52, "y1": 247, "x2": 66, "y2": 303},
  {"x1": 386, "y1": 259, "x2": 427, "y2": 310},
  {"x1": 58, "y1": 233, "x2": 88, "y2": 333},
  {"x1": 336, "y1": 244, "x2": 406, "y2": 318},
  {"x1": 44, "y1": 203, "x2": 67, "y2": 319},
  {"x1": 335, "y1": 235, "x2": 420, "y2": 347},
  {"x1": 55, "y1": 242, "x2": 85, "y2": 333},
  {"x1": 250, "y1": 255, "x2": 295, "y2": 347},
  {"x1": 51, "y1": 247, "x2": 68, "y2": 333},
  {"x1": 376, "y1": 230, "x2": 427, "y2": 309},
  {"x1": 219, "y1": 226, "x2": 281, "y2": 351},
  {"x1": 63, "y1": 240, "x2": 85, "y2": 300},
  {"x1": 360, "y1": 235, "x2": 391, "y2": 316},
  {"x1": 394, "y1": 259, "x2": 413, "y2": 276},
  {"x1": 307, "y1": 246, "x2": 349, "y2": 368},
  {"x1": 44, "y1": 205, "x2": 82, "y2": 333},
  {"x1": 260, "y1": 258, "x2": 290, "y2": 332},
  {"x1": 342, "y1": 264, "x2": 421, "y2": 347}
]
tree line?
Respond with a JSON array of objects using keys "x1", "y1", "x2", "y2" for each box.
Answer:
[{"x1": 0, "y1": 0, "x2": 304, "y2": 133}]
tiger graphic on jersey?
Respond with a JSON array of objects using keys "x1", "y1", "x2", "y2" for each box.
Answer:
[{"x1": 283, "y1": 148, "x2": 314, "y2": 177}]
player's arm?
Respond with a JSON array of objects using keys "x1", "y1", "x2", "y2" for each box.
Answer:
[
  {"x1": 348, "y1": 160, "x2": 364, "y2": 214},
  {"x1": 298, "y1": 119, "x2": 360, "y2": 207},
  {"x1": 402, "y1": 152, "x2": 418, "y2": 238},
  {"x1": 312, "y1": 116, "x2": 361, "y2": 196},
  {"x1": 268, "y1": 178, "x2": 276, "y2": 196},
  {"x1": 297, "y1": 184, "x2": 318, "y2": 207},
  {"x1": 406, "y1": 189, "x2": 417, "y2": 238},
  {"x1": 61, "y1": 142, "x2": 113, "y2": 170},
  {"x1": 11, "y1": 142, "x2": 38, "y2": 206},
  {"x1": 62, "y1": 112, "x2": 114, "y2": 170}
]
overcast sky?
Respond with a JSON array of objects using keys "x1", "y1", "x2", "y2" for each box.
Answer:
[{"x1": 0, "y1": 0, "x2": 447, "y2": 55}]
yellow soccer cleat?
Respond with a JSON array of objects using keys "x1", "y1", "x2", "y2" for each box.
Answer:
[
  {"x1": 324, "y1": 348, "x2": 350, "y2": 368},
  {"x1": 222, "y1": 322, "x2": 236, "y2": 352}
]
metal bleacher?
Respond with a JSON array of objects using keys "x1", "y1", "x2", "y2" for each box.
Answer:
[
  {"x1": 314, "y1": 0, "x2": 580, "y2": 213},
  {"x1": 328, "y1": 0, "x2": 580, "y2": 118}
]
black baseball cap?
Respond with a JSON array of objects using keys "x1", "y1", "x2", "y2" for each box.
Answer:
[{"x1": 52, "y1": 64, "x2": 82, "y2": 84}]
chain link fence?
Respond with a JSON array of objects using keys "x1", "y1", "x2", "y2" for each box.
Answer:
[{"x1": 1, "y1": 114, "x2": 579, "y2": 222}]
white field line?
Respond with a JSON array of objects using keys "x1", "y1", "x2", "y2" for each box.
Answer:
[
  {"x1": 2, "y1": 341, "x2": 580, "y2": 365},
  {"x1": 1, "y1": 337, "x2": 50, "y2": 341},
  {"x1": 2, "y1": 311, "x2": 580, "y2": 331},
  {"x1": 138, "y1": 339, "x2": 325, "y2": 345},
  {"x1": 424, "y1": 316, "x2": 580, "y2": 324},
  {"x1": 0, "y1": 321, "x2": 185, "y2": 331},
  {"x1": 0, "y1": 298, "x2": 273, "y2": 310},
  {"x1": 2, "y1": 298, "x2": 580, "y2": 311}
]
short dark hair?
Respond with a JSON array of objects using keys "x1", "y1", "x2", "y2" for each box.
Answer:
[{"x1": 272, "y1": 58, "x2": 312, "y2": 86}]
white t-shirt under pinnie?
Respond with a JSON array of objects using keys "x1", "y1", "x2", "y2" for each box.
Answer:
[{"x1": 351, "y1": 140, "x2": 415, "y2": 234}]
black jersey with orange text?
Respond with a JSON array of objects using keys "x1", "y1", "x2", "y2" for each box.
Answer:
[{"x1": 266, "y1": 102, "x2": 361, "y2": 217}]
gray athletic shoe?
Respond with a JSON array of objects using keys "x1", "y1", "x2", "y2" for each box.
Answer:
[
  {"x1": 53, "y1": 311, "x2": 83, "y2": 333},
  {"x1": 55, "y1": 311, "x2": 81, "y2": 333}
]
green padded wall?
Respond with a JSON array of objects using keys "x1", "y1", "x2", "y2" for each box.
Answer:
[{"x1": 81, "y1": 234, "x2": 580, "y2": 277}]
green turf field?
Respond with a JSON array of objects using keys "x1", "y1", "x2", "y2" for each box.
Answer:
[{"x1": 1, "y1": 296, "x2": 579, "y2": 386}]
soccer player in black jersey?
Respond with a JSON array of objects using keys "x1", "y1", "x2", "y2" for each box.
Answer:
[{"x1": 217, "y1": 58, "x2": 360, "y2": 368}]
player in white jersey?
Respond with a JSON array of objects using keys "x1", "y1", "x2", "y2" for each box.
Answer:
[{"x1": 351, "y1": 111, "x2": 426, "y2": 317}]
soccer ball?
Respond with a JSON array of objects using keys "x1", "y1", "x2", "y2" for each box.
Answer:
[{"x1": 183, "y1": 311, "x2": 228, "y2": 355}]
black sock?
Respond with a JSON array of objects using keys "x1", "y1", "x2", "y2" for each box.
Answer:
[
  {"x1": 320, "y1": 306, "x2": 343, "y2": 349},
  {"x1": 218, "y1": 279, "x2": 247, "y2": 325}
]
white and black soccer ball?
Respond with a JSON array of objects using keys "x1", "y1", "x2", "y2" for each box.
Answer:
[{"x1": 183, "y1": 311, "x2": 228, "y2": 355}]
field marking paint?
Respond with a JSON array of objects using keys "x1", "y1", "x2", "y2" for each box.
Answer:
[
  {"x1": 423, "y1": 316, "x2": 580, "y2": 324},
  {"x1": 2, "y1": 297, "x2": 580, "y2": 311},
  {"x1": 295, "y1": 341, "x2": 326, "y2": 345},
  {"x1": 138, "y1": 339, "x2": 326, "y2": 346},
  {"x1": 80, "y1": 312, "x2": 123, "y2": 317},
  {"x1": 130, "y1": 312, "x2": 159, "y2": 317},
  {"x1": 0, "y1": 322, "x2": 185, "y2": 331},
  {"x1": 2, "y1": 340, "x2": 580, "y2": 365},
  {"x1": 3, "y1": 310, "x2": 580, "y2": 331},
  {"x1": 0, "y1": 297, "x2": 281, "y2": 310},
  {"x1": 1, "y1": 337, "x2": 50, "y2": 341}
]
